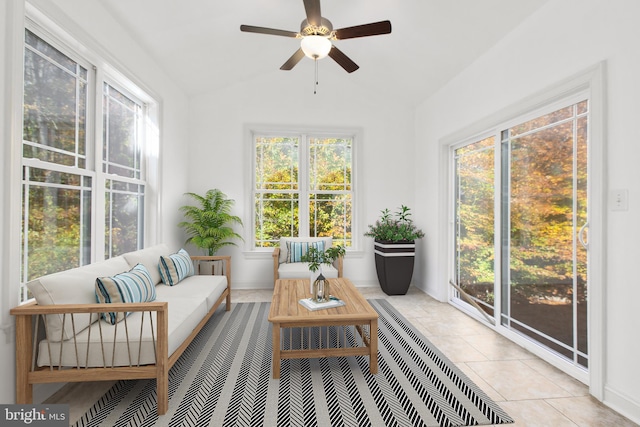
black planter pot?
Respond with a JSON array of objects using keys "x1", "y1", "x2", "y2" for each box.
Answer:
[{"x1": 374, "y1": 240, "x2": 416, "y2": 295}]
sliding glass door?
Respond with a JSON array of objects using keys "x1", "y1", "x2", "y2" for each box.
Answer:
[{"x1": 452, "y1": 99, "x2": 589, "y2": 373}]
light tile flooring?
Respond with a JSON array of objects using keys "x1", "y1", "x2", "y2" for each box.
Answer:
[{"x1": 48, "y1": 286, "x2": 638, "y2": 426}]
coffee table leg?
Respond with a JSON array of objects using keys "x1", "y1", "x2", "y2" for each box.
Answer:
[
  {"x1": 272, "y1": 322, "x2": 281, "y2": 379},
  {"x1": 370, "y1": 318, "x2": 378, "y2": 374}
]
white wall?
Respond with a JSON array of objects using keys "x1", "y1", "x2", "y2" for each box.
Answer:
[
  {"x1": 0, "y1": 0, "x2": 191, "y2": 403},
  {"x1": 187, "y1": 64, "x2": 416, "y2": 288},
  {"x1": 414, "y1": 0, "x2": 640, "y2": 422}
]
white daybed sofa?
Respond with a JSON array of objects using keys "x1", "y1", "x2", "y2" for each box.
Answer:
[{"x1": 10, "y1": 243, "x2": 231, "y2": 415}]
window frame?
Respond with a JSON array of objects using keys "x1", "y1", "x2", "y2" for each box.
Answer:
[{"x1": 245, "y1": 124, "x2": 361, "y2": 254}]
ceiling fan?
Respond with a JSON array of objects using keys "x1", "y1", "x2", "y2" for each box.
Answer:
[{"x1": 240, "y1": 0, "x2": 392, "y2": 74}]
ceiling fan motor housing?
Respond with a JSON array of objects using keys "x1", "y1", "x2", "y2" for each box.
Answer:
[{"x1": 300, "y1": 18, "x2": 333, "y2": 37}]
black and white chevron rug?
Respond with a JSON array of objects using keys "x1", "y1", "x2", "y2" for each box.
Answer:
[{"x1": 74, "y1": 300, "x2": 513, "y2": 427}]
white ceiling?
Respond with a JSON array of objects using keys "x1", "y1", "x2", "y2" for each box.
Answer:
[{"x1": 98, "y1": 0, "x2": 549, "y2": 106}]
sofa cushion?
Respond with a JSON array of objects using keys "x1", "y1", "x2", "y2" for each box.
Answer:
[
  {"x1": 26, "y1": 255, "x2": 131, "y2": 341},
  {"x1": 285, "y1": 240, "x2": 325, "y2": 263},
  {"x1": 155, "y1": 274, "x2": 228, "y2": 312},
  {"x1": 95, "y1": 264, "x2": 157, "y2": 325},
  {"x1": 37, "y1": 295, "x2": 209, "y2": 368},
  {"x1": 278, "y1": 237, "x2": 333, "y2": 264},
  {"x1": 122, "y1": 243, "x2": 170, "y2": 285},
  {"x1": 159, "y1": 249, "x2": 195, "y2": 286}
]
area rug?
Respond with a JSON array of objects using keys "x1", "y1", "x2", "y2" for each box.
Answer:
[{"x1": 74, "y1": 300, "x2": 513, "y2": 427}]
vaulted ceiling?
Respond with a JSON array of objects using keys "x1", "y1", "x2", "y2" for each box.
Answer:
[{"x1": 99, "y1": 0, "x2": 549, "y2": 106}]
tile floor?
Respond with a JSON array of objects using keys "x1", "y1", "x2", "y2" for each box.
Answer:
[{"x1": 48, "y1": 286, "x2": 638, "y2": 426}]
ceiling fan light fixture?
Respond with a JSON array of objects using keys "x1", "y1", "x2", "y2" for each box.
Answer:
[{"x1": 300, "y1": 35, "x2": 332, "y2": 59}]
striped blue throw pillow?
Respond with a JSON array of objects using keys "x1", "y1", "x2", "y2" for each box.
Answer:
[
  {"x1": 95, "y1": 263, "x2": 156, "y2": 325},
  {"x1": 158, "y1": 248, "x2": 195, "y2": 286},
  {"x1": 286, "y1": 241, "x2": 325, "y2": 263}
]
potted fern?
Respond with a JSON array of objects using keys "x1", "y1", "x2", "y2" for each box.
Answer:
[
  {"x1": 364, "y1": 205, "x2": 424, "y2": 295},
  {"x1": 178, "y1": 189, "x2": 243, "y2": 274}
]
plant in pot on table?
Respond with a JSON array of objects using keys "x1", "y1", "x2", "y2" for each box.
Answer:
[
  {"x1": 364, "y1": 205, "x2": 425, "y2": 295},
  {"x1": 301, "y1": 245, "x2": 346, "y2": 302},
  {"x1": 178, "y1": 188, "x2": 243, "y2": 274}
]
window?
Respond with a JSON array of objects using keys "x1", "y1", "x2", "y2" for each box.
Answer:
[
  {"x1": 20, "y1": 26, "x2": 155, "y2": 301},
  {"x1": 103, "y1": 83, "x2": 146, "y2": 258},
  {"x1": 251, "y1": 130, "x2": 354, "y2": 249}
]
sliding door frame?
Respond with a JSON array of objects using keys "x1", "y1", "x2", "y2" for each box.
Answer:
[{"x1": 439, "y1": 63, "x2": 606, "y2": 399}]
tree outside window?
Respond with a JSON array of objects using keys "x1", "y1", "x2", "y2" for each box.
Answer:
[{"x1": 252, "y1": 132, "x2": 353, "y2": 249}]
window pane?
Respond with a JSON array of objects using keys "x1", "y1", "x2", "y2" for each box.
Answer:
[
  {"x1": 254, "y1": 136, "x2": 300, "y2": 245},
  {"x1": 309, "y1": 193, "x2": 352, "y2": 247},
  {"x1": 105, "y1": 180, "x2": 144, "y2": 257},
  {"x1": 255, "y1": 136, "x2": 299, "y2": 190},
  {"x1": 254, "y1": 193, "x2": 299, "y2": 247},
  {"x1": 25, "y1": 30, "x2": 76, "y2": 73},
  {"x1": 510, "y1": 105, "x2": 573, "y2": 138},
  {"x1": 22, "y1": 167, "x2": 92, "y2": 299},
  {"x1": 103, "y1": 84, "x2": 142, "y2": 179},
  {"x1": 309, "y1": 137, "x2": 352, "y2": 191},
  {"x1": 454, "y1": 136, "x2": 495, "y2": 315},
  {"x1": 23, "y1": 30, "x2": 87, "y2": 167}
]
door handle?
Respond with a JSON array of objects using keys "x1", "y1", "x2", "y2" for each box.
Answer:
[{"x1": 578, "y1": 222, "x2": 589, "y2": 249}]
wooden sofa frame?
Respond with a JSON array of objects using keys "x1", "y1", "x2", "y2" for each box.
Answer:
[{"x1": 10, "y1": 255, "x2": 231, "y2": 416}]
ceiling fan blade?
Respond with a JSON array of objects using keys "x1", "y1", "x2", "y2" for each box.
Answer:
[
  {"x1": 280, "y1": 48, "x2": 306, "y2": 70},
  {"x1": 303, "y1": 0, "x2": 322, "y2": 27},
  {"x1": 240, "y1": 25, "x2": 298, "y2": 38},
  {"x1": 328, "y1": 45, "x2": 359, "y2": 73},
  {"x1": 334, "y1": 20, "x2": 392, "y2": 40}
]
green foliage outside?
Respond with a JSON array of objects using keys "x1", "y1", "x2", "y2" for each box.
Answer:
[
  {"x1": 456, "y1": 103, "x2": 588, "y2": 311},
  {"x1": 24, "y1": 187, "x2": 83, "y2": 281},
  {"x1": 254, "y1": 136, "x2": 352, "y2": 247}
]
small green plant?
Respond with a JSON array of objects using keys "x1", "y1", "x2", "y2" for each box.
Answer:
[
  {"x1": 178, "y1": 189, "x2": 243, "y2": 256},
  {"x1": 364, "y1": 205, "x2": 425, "y2": 242},
  {"x1": 300, "y1": 245, "x2": 346, "y2": 272}
]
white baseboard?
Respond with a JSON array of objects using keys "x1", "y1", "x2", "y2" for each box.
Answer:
[
  {"x1": 34, "y1": 383, "x2": 65, "y2": 404},
  {"x1": 604, "y1": 386, "x2": 640, "y2": 425}
]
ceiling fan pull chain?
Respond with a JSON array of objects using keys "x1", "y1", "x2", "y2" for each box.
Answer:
[{"x1": 314, "y1": 57, "x2": 319, "y2": 94}]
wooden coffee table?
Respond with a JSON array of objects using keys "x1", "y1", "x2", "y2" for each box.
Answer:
[{"x1": 268, "y1": 277, "x2": 378, "y2": 379}]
